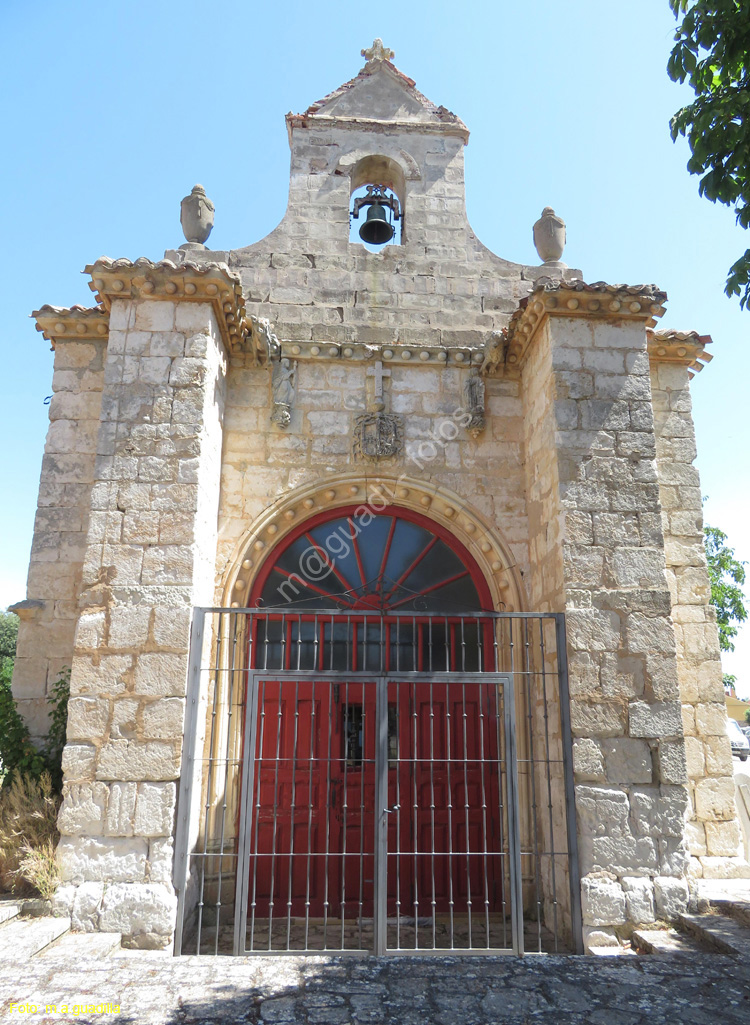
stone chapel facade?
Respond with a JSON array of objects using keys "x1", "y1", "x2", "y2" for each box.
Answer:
[{"x1": 11, "y1": 42, "x2": 747, "y2": 953}]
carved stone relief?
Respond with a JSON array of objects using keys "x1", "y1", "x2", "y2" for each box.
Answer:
[
  {"x1": 464, "y1": 368, "x2": 486, "y2": 437},
  {"x1": 271, "y1": 358, "x2": 296, "y2": 428},
  {"x1": 353, "y1": 357, "x2": 403, "y2": 460}
]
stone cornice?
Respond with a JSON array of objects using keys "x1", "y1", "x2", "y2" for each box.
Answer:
[
  {"x1": 84, "y1": 257, "x2": 275, "y2": 365},
  {"x1": 32, "y1": 305, "x2": 109, "y2": 349},
  {"x1": 278, "y1": 338, "x2": 484, "y2": 368},
  {"x1": 483, "y1": 279, "x2": 668, "y2": 375},
  {"x1": 647, "y1": 328, "x2": 713, "y2": 377},
  {"x1": 286, "y1": 114, "x2": 470, "y2": 142}
]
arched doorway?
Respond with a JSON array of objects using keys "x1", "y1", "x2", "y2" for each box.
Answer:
[
  {"x1": 237, "y1": 507, "x2": 513, "y2": 953},
  {"x1": 174, "y1": 504, "x2": 580, "y2": 958}
]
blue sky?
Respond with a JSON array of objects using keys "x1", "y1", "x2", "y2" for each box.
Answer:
[{"x1": 1, "y1": 0, "x2": 748, "y2": 692}]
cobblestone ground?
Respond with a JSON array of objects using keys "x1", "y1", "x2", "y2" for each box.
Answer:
[{"x1": 1, "y1": 952, "x2": 748, "y2": 1024}]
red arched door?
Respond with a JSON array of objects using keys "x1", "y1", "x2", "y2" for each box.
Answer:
[{"x1": 242, "y1": 507, "x2": 506, "y2": 950}]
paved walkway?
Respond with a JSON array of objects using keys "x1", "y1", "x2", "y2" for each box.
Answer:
[{"x1": 1, "y1": 950, "x2": 748, "y2": 1024}]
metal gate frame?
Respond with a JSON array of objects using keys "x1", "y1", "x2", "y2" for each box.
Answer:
[
  {"x1": 231, "y1": 671, "x2": 522, "y2": 956},
  {"x1": 173, "y1": 608, "x2": 584, "y2": 957}
]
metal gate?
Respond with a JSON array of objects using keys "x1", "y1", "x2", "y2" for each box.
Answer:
[{"x1": 173, "y1": 609, "x2": 582, "y2": 956}]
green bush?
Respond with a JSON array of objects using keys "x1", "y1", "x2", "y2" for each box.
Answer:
[{"x1": 0, "y1": 664, "x2": 70, "y2": 792}]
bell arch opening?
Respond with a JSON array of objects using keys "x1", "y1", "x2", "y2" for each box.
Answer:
[{"x1": 349, "y1": 155, "x2": 405, "y2": 249}]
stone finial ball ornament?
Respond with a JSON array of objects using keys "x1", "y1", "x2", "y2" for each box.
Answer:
[
  {"x1": 180, "y1": 184, "x2": 215, "y2": 246},
  {"x1": 533, "y1": 206, "x2": 566, "y2": 264}
]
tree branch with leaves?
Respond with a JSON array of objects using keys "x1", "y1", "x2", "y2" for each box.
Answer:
[
  {"x1": 704, "y1": 524, "x2": 747, "y2": 696},
  {"x1": 668, "y1": 1, "x2": 750, "y2": 307}
]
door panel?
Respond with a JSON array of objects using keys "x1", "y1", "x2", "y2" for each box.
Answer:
[{"x1": 245, "y1": 674, "x2": 505, "y2": 941}]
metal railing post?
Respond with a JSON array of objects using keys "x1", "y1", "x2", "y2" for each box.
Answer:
[
  {"x1": 555, "y1": 613, "x2": 583, "y2": 954},
  {"x1": 503, "y1": 672, "x2": 525, "y2": 956},
  {"x1": 172, "y1": 607, "x2": 207, "y2": 957},
  {"x1": 234, "y1": 669, "x2": 260, "y2": 955},
  {"x1": 373, "y1": 674, "x2": 389, "y2": 955}
]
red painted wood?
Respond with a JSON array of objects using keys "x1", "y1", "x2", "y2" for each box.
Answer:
[{"x1": 247, "y1": 676, "x2": 503, "y2": 923}]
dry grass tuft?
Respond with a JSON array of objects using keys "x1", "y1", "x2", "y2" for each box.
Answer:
[{"x1": 0, "y1": 771, "x2": 60, "y2": 896}]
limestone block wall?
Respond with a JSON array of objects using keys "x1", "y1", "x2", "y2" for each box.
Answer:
[
  {"x1": 12, "y1": 332, "x2": 105, "y2": 741},
  {"x1": 519, "y1": 304, "x2": 694, "y2": 948},
  {"x1": 651, "y1": 360, "x2": 743, "y2": 874},
  {"x1": 521, "y1": 315, "x2": 565, "y2": 613},
  {"x1": 167, "y1": 117, "x2": 581, "y2": 358},
  {"x1": 53, "y1": 297, "x2": 226, "y2": 948},
  {"x1": 216, "y1": 354, "x2": 531, "y2": 604},
  {"x1": 223, "y1": 126, "x2": 529, "y2": 348}
]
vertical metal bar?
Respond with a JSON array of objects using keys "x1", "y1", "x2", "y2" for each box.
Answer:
[
  {"x1": 393, "y1": 682, "x2": 401, "y2": 950},
  {"x1": 322, "y1": 679, "x2": 334, "y2": 949},
  {"x1": 173, "y1": 607, "x2": 206, "y2": 957},
  {"x1": 234, "y1": 671, "x2": 260, "y2": 955},
  {"x1": 493, "y1": 679, "x2": 509, "y2": 949},
  {"x1": 262, "y1": 615, "x2": 269, "y2": 670},
  {"x1": 428, "y1": 678, "x2": 437, "y2": 949},
  {"x1": 460, "y1": 681, "x2": 473, "y2": 949},
  {"x1": 503, "y1": 672, "x2": 524, "y2": 956},
  {"x1": 285, "y1": 680, "x2": 300, "y2": 951},
  {"x1": 539, "y1": 619, "x2": 559, "y2": 950},
  {"x1": 411, "y1": 677, "x2": 419, "y2": 949},
  {"x1": 555, "y1": 614, "x2": 583, "y2": 954},
  {"x1": 266, "y1": 681, "x2": 284, "y2": 949},
  {"x1": 373, "y1": 673, "x2": 389, "y2": 955},
  {"x1": 196, "y1": 611, "x2": 223, "y2": 955},
  {"x1": 303, "y1": 679, "x2": 316, "y2": 951},
  {"x1": 444, "y1": 681, "x2": 455, "y2": 948},
  {"x1": 340, "y1": 683, "x2": 351, "y2": 949},
  {"x1": 523, "y1": 617, "x2": 543, "y2": 953},
  {"x1": 357, "y1": 694, "x2": 367, "y2": 951},
  {"x1": 476, "y1": 678, "x2": 491, "y2": 950},
  {"x1": 214, "y1": 612, "x2": 239, "y2": 955},
  {"x1": 246, "y1": 677, "x2": 266, "y2": 952}
]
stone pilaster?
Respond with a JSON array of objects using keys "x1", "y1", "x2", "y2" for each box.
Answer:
[
  {"x1": 12, "y1": 308, "x2": 108, "y2": 742},
  {"x1": 53, "y1": 260, "x2": 239, "y2": 948},
  {"x1": 518, "y1": 281, "x2": 694, "y2": 948},
  {"x1": 649, "y1": 330, "x2": 748, "y2": 879}
]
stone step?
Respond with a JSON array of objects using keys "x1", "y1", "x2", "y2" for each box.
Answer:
[
  {"x1": 109, "y1": 944, "x2": 173, "y2": 959},
  {"x1": 676, "y1": 912, "x2": 750, "y2": 959},
  {"x1": 587, "y1": 944, "x2": 636, "y2": 956},
  {"x1": 18, "y1": 898, "x2": 53, "y2": 918},
  {"x1": 709, "y1": 897, "x2": 750, "y2": 930},
  {"x1": 38, "y1": 930, "x2": 122, "y2": 959},
  {"x1": 0, "y1": 916, "x2": 70, "y2": 960},
  {"x1": 0, "y1": 902, "x2": 21, "y2": 926},
  {"x1": 632, "y1": 928, "x2": 705, "y2": 956}
]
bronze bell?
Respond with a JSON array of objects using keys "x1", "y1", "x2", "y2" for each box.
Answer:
[{"x1": 359, "y1": 202, "x2": 394, "y2": 245}]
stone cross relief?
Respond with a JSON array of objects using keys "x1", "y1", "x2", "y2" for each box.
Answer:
[
  {"x1": 353, "y1": 358, "x2": 403, "y2": 461},
  {"x1": 367, "y1": 360, "x2": 390, "y2": 412}
]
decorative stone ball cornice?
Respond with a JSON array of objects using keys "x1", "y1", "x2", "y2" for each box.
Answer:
[
  {"x1": 647, "y1": 328, "x2": 713, "y2": 377},
  {"x1": 278, "y1": 338, "x2": 485, "y2": 368},
  {"x1": 483, "y1": 278, "x2": 668, "y2": 375},
  {"x1": 84, "y1": 257, "x2": 276, "y2": 365},
  {"x1": 32, "y1": 305, "x2": 109, "y2": 349}
]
